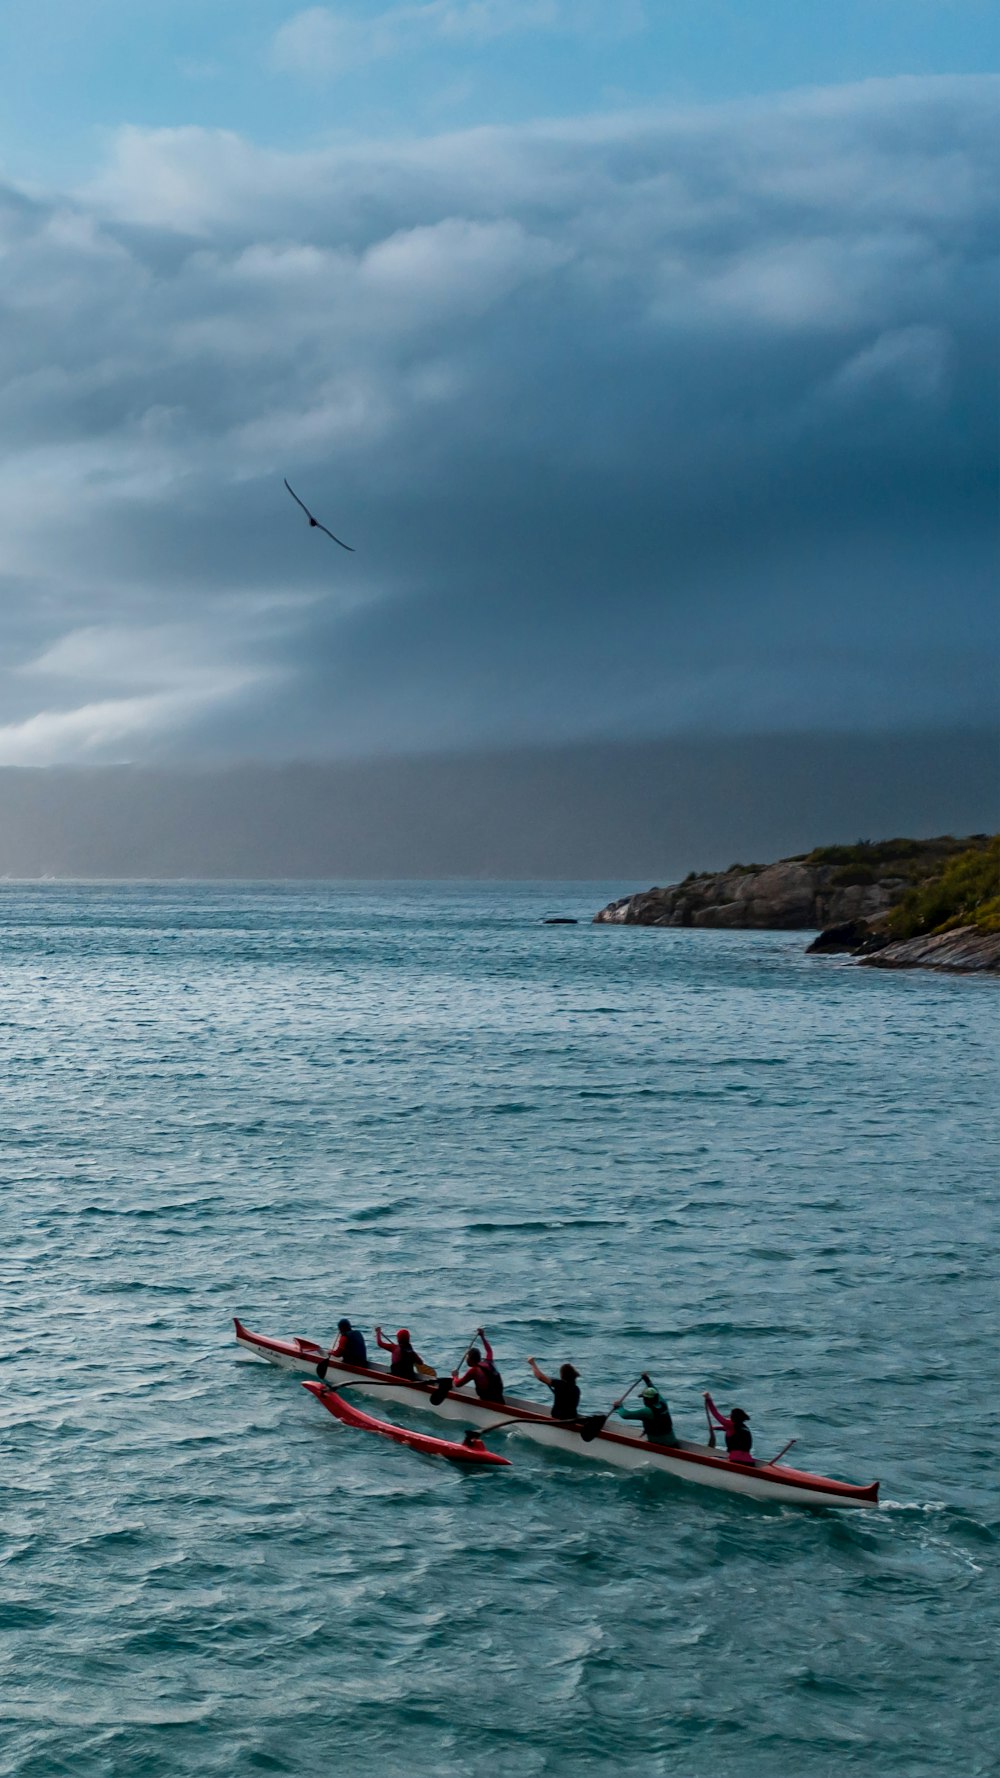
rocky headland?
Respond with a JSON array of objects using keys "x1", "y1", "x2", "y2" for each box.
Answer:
[
  {"x1": 594, "y1": 836, "x2": 1000, "y2": 973},
  {"x1": 856, "y1": 925, "x2": 1000, "y2": 973}
]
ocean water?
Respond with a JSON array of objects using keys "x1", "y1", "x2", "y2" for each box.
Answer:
[{"x1": 1, "y1": 881, "x2": 997, "y2": 1778}]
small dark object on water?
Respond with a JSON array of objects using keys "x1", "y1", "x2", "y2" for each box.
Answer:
[{"x1": 543, "y1": 918, "x2": 578, "y2": 925}]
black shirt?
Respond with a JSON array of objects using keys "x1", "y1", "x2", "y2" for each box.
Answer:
[{"x1": 551, "y1": 1378, "x2": 581, "y2": 1420}]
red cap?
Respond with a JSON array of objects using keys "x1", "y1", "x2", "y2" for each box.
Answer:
[{"x1": 396, "y1": 1328, "x2": 410, "y2": 1343}]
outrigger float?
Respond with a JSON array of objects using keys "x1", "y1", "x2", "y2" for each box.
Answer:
[
  {"x1": 302, "y1": 1380, "x2": 512, "y2": 1466},
  {"x1": 235, "y1": 1320, "x2": 879, "y2": 1510}
]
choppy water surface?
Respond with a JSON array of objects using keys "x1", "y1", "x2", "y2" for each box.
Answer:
[{"x1": 1, "y1": 882, "x2": 997, "y2": 1778}]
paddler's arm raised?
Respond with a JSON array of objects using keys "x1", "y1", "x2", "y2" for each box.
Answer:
[
  {"x1": 703, "y1": 1392, "x2": 730, "y2": 1431},
  {"x1": 527, "y1": 1355, "x2": 553, "y2": 1390},
  {"x1": 374, "y1": 1326, "x2": 393, "y2": 1353},
  {"x1": 478, "y1": 1327, "x2": 494, "y2": 1363}
]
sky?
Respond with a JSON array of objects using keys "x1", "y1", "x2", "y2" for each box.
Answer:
[
  {"x1": 0, "y1": 2, "x2": 997, "y2": 808},
  {"x1": 1, "y1": 731, "x2": 994, "y2": 880}
]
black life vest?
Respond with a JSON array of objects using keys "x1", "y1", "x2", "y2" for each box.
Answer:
[
  {"x1": 644, "y1": 1406, "x2": 676, "y2": 1444},
  {"x1": 726, "y1": 1422, "x2": 752, "y2": 1454},
  {"x1": 473, "y1": 1362, "x2": 504, "y2": 1403},
  {"x1": 391, "y1": 1344, "x2": 420, "y2": 1380},
  {"x1": 341, "y1": 1329, "x2": 367, "y2": 1366}
]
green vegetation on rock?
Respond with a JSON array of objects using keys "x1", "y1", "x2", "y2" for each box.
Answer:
[
  {"x1": 806, "y1": 836, "x2": 978, "y2": 872},
  {"x1": 886, "y1": 837, "x2": 1000, "y2": 939},
  {"x1": 805, "y1": 834, "x2": 996, "y2": 902}
]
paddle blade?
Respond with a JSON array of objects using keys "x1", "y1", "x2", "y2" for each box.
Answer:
[
  {"x1": 428, "y1": 1379, "x2": 452, "y2": 1405},
  {"x1": 315, "y1": 1357, "x2": 329, "y2": 1380},
  {"x1": 578, "y1": 1414, "x2": 608, "y2": 1443},
  {"x1": 580, "y1": 1375, "x2": 643, "y2": 1441}
]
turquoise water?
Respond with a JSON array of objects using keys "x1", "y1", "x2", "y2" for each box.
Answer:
[{"x1": 1, "y1": 882, "x2": 997, "y2": 1778}]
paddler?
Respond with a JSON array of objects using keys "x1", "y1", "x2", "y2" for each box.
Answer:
[
  {"x1": 328, "y1": 1317, "x2": 367, "y2": 1366},
  {"x1": 527, "y1": 1355, "x2": 581, "y2": 1421},
  {"x1": 452, "y1": 1327, "x2": 504, "y2": 1403},
  {"x1": 615, "y1": 1382, "x2": 678, "y2": 1446},
  {"x1": 704, "y1": 1392, "x2": 754, "y2": 1463},
  {"x1": 374, "y1": 1325, "x2": 432, "y2": 1381}
]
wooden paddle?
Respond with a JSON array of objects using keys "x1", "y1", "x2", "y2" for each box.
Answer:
[
  {"x1": 705, "y1": 1400, "x2": 716, "y2": 1448},
  {"x1": 767, "y1": 1438, "x2": 796, "y2": 1467},
  {"x1": 578, "y1": 1373, "x2": 648, "y2": 1442},
  {"x1": 429, "y1": 1330, "x2": 481, "y2": 1405}
]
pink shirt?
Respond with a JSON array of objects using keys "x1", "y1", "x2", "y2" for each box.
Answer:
[{"x1": 705, "y1": 1393, "x2": 754, "y2": 1463}]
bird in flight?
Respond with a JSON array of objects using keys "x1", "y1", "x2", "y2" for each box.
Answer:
[{"x1": 283, "y1": 479, "x2": 355, "y2": 551}]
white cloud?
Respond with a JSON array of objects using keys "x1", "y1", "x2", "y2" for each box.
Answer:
[
  {"x1": 271, "y1": 6, "x2": 363, "y2": 76},
  {"x1": 231, "y1": 374, "x2": 397, "y2": 460},
  {"x1": 84, "y1": 124, "x2": 284, "y2": 234},
  {"x1": 0, "y1": 626, "x2": 262, "y2": 764},
  {"x1": 827, "y1": 324, "x2": 952, "y2": 402},
  {"x1": 23, "y1": 624, "x2": 232, "y2": 689},
  {"x1": 0, "y1": 689, "x2": 241, "y2": 765},
  {"x1": 271, "y1": 0, "x2": 617, "y2": 77},
  {"x1": 360, "y1": 216, "x2": 571, "y2": 312}
]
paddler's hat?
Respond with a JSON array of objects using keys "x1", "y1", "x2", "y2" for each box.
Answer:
[
  {"x1": 337, "y1": 1318, "x2": 352, "y2": 1332},
  {"x1": 396, "y1": 1328, "x2": 411, "y2": 1343},
  {"x1": 641, "y1": 1385, "x2": 661, "y2": 1403}
]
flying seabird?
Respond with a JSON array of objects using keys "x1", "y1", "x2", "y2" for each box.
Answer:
[{"x1": 283, "y1": 479, "x2": 355, "y2": 551}]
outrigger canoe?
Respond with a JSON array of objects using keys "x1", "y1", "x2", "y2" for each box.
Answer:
[
  {"x1": 235, "y1": 1319, "x2": 879, "y2": 1510},
  {"x1": 303, "y1": 1380, "x2": 512, "y2": 1466}
]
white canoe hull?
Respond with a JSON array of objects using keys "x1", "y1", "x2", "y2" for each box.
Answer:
[{"x1": 234, "y1": 1320, "x2": 879, "y2": 1510}]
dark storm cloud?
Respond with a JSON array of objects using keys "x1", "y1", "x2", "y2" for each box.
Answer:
[
  {"x1": 0, "y1": 76, "x2": 996, "y2": 761},
  {"x1": 0, "y1": 730, "x2": 995, "y2": 879}
]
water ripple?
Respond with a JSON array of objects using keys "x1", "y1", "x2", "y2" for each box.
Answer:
[{"x1": 0, "y1": 882, "x2": 997, "y2": 1778}]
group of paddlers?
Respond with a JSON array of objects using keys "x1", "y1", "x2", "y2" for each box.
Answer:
[{"x1": 325, "y1": 1318, "x2": 756, "y2": 1463}]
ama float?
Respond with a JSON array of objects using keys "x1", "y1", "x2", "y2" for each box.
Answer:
[{"x1": 302, "y1": 1379, "x2": 512, "y2": 1465}]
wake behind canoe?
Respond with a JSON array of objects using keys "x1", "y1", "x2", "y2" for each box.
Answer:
[{"x1": 303, "y1": 1380, "x2": 512, "y2": 1466}]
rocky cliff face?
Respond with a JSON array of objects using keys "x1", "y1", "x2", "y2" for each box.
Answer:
[
  {"x1": 858, "y1": 926, "x2": 1000, "y2": 973},
  {"x1": 594, "y1": 862, "x2": 902, "y2": 931}
]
